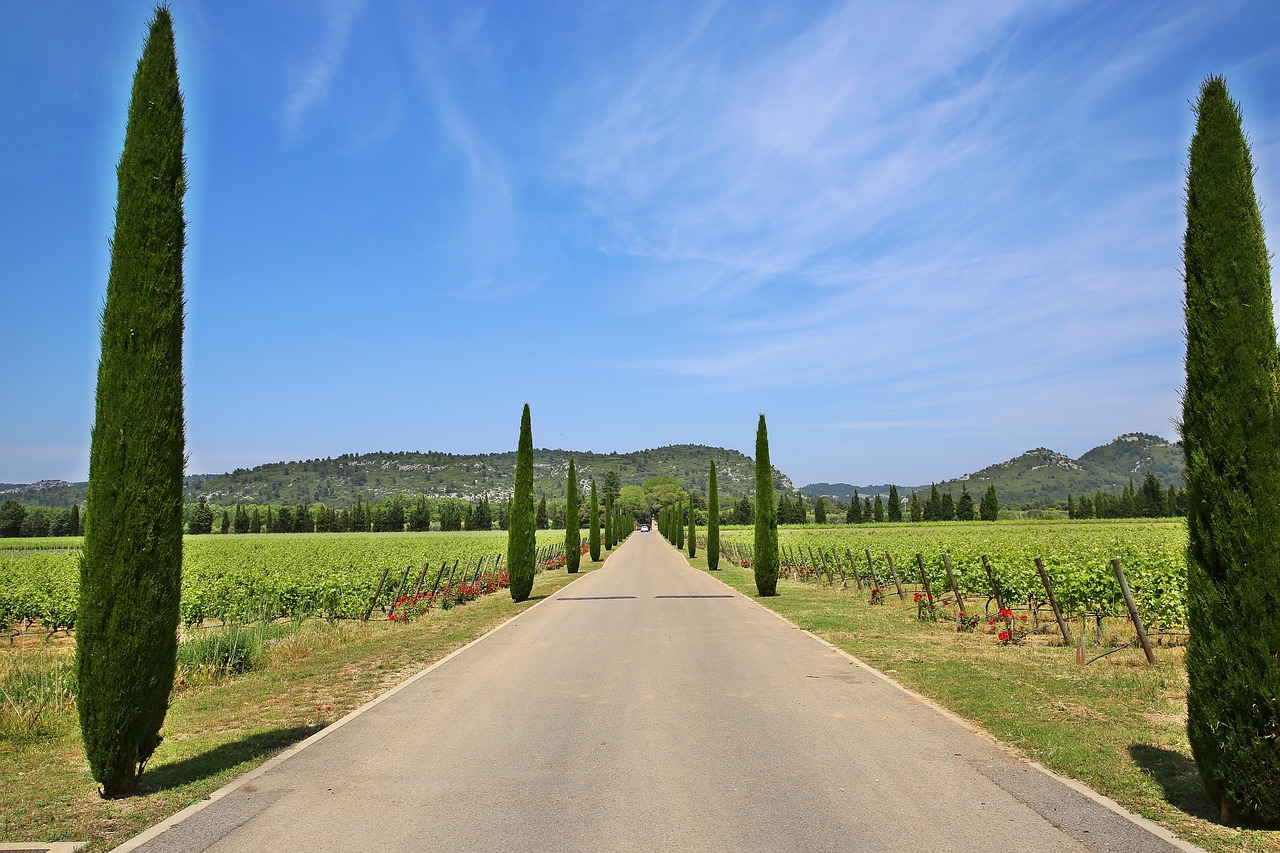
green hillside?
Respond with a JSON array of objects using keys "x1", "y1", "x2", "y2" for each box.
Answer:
[{"x1": 801, "y1": 433, "x2": 1183, "y2": 508}]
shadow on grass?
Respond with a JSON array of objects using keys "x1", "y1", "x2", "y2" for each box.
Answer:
[
  {"x1": 1128, "y1": 743, "x2": 1219, "y2": 822},
  {"x1": 139, "y1": 725, "x2": 322, "y2": 795}
]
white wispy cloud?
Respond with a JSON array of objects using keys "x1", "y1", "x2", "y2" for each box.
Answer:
[{"x1": 282, "y1": 0, "x2": 364, "y2": 142}]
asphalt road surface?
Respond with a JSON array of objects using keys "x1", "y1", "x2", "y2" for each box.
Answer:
[{"x1": 119, "y1": 532, "x2": 1194, "y2": 852}]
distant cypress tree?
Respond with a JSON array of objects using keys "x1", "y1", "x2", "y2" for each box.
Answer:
[
  {"x1": 233, "y1": 503, "x2": 249, "y2": 534},
  {"x1": 219, "y1": 510, "x2": 230, "y2": 534},
  {"x1": 814, "y1": 496, "x2": 827, "y2": 524},
  {"x1": 909, "y1": 492, "x2": 923, "y2": 523},
  {"x1": 940, "y1": 491, "x2": 955, "y2": 521},
  {"x1": 250, "y1": 507, "x2": 262, "y2": 534},
  {"x1": 604, "y1": 492, "x2": 614, "y2": 550},
  {"x1": 887, "y1": 486, "x2": 902, "y2": 522},
  {"x1": 979, "y1": 485, "x2": 999, "y2": 521},
  {"x1": 507, "y1": 404, "x2": 536, "y2": 601},
  {"x1": 847, "y1": 491, "x2": 861, "y2": 524},
  {"x1": 687, "y1": 495, "x2": 697, "y2": 558},
  {"x1": 955, "y1": 486, "x2": 974, "y2": 521},
  {"x1": 189, "y1": 497, "x2": 213, "y2": 535},
  {"x1": 925, "y1": 484, "x2": 942, "y2": 521},
  {"x1": 675, "y1": 499, "x2": 685, "y2": 550},
  {"x1": 565, "y1": 459, "x2": 581, "y2": 573},
  {"x1": 77, "y1": 6, "x2": 186, "y2": 797},
  {"x1": 70, "y1": 503, "x2": 81, "y2": 537},
  {"x1": 753, "y1": 415, "x2": 779, "y2": 596},
  {"x1": 588, "y1": 478, "x2": 601, "y2": 561},
  {"x1": 536, "y1": 494, "x2": 549, "y2": 530},
  {"x1": 1182, "y1": 76, "x2": 1280, "y2": 823},
  {"x1": 706, "y1": 461, "x2": 720, "y2": 570},
  {"x1": 872, "y1": 495, "x2": 883, "y2": 523}
]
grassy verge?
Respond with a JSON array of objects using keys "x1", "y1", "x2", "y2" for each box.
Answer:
[
  {"x1": 690, "y1": 555, "x2": 1278, "y2": 853},
  {"x1": 0, "y1": 565, "x2": 594, "y2": 850}
]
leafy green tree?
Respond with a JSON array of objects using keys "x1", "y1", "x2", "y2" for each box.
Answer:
[
  {"x1": 1182, "y1": 76, "x2": 1280, "y2": 823},
  {"x1": 589, "y1": 478, "x2": 601, "y2": 562},
  {"x1": 189, "y1": 497, "x2": 213, "y2": 535},
  {"x1": 508, "y1": 404, "x2": 537, "y2": 602},
  {"x1": 0, "y1": 500, "x2": 25, "y2": 538},
  {"x1": 565, "y1": 460, "x2": 581, "y2": 573},
  {"x1": 21, "y1": 510, "x2": 51, "y2": 538},
  {"x1": 979, "y1": 485, "x2": 999, "y2": 521},
  {"x1": 407, "y1": 496, "x2": 431, "y2": 531},
  {"x1": 77, "y1": 7, "x2": 186, "y2": 797},
  {"x1": 475, "y1": 496, "x2": 493, "y2": 531},
  {"x1": 618, "y1": 486, "x2": 647, "y2": 524},
  {"x1": 733, "y1": 496, "x2": 753, "y2": 525},
  {"x1": 753, "y1": 415, "x2": 779, "y2": 596},
  {"x1": 706, "y1": 461, "x2": 720, "y2": 570},
  {"x1": 52, "y1": 508, "x2": 75, "y2": 537},
  {"x1": 603, "y1": 470, "x2": 622, "y2": 505}
]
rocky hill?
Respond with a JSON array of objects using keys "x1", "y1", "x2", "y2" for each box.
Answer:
[{"x1": 800, "y1": 433, "x2": 1182, "y2": 508}]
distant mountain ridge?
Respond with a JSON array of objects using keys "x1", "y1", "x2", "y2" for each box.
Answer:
[
  {"x1": 800, "y1": 433, "x2": 1183, "y2": 508},
  {"x1": 4, "y1": 433, "x2": 1179, "y2": 511}
]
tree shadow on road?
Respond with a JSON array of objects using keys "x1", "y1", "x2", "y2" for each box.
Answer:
[
  {"x1": 1128, "y1": 743, "x2": 1218, "y2": 822},
  {"x1": 139, "y1": 725, "x2": 321, "y2": 795}
]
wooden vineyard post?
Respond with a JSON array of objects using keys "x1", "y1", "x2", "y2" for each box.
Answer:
[
  {"x1": 1034, "y1": 557, "x2": 1072, "y2": 646},
  {"x1": 981, "y1": 554, "x2": 1006, "y2": 612},
  {"x1": 914, "y1": 553, "x2": 935, "y2": 603},
  {"x1": 864, "y1": 549, "x2": 882, "y2": 593},
  {"x1": 364, "y1": 565, "x2": 392, "y2": 621},
  {"x1": 388, "y1": 564, "x2": 413, "y2": 615},
  {"x1": 884, "y1": 552, "x2": 907, "y2": 602},
  {"x1": 829, "y1": 549, "x2": 848, "y2": 589},
  {"x1": 470, "y1": 555, "x2": 487, "y2": 584},
  {"x1": 444, "y1": 558, "x2": 461, "y2": 591},
  {"x1": 942, "y1": 553, "x2": 965, "y2": 616},
  {"x1": 412, "y1": 561, "x2": 432, "y2": 597},
  {"x1": 1111, "y1": 558, "x2": 1156, "y2": 664},
  {"x1": 427, "y1": 561, "x2": 448, "y2": 601},
  {"x1": 1076, "y1": 634, "x2": 1086, "y2": 666},
  {"x1": 808, "y1": 546, "x2": 827, "y2": 584},
  {"x1": 846, "y1": 549, "x2": 862, "y2": 591}
]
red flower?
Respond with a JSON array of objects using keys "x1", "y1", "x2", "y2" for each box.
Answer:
[{"x1": 998, "y1": 630, "x2": 1011, "y2": 642}]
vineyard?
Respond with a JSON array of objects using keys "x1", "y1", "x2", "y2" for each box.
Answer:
[
  {"x1": 714, "y1": 521, "x2": 1188, "y2": 640},
  {"x1": 0, "y1": 530, "x2": 570, "y2": 635}
]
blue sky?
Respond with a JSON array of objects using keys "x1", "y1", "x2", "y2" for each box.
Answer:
[{"x1": 2, "y1": 1, "x2": 1278, "y2": 489}]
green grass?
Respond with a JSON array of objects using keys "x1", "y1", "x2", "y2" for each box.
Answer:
[
  {"x1": 691, "y1": 553, "x2": 1278, "y2": 853},
  {"x1": 0, "y1": 565, "x2": 596, "y2": 851}
]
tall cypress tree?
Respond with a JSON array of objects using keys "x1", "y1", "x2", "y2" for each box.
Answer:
[
  {"x1": 565, "y1": 459, "x2": 581, "y2": 574},
  {"x1": 753, "y1": 415, "x2": 779, "y2": 596},
  {"x1": 706, "y1": 461, "x2": 720, "y2": 570},
  {"x1": 77, "y1": 6, "x2": 186, "y2": 798},
  {"x1": 604, "y1": 492, "x2": 614, "y2": 550},
  {"x1": 887, "y1": 485, "x2": 902, "y2": 522},
  {"x1": 1182, "y1": 76, "x2": 1280, "y2": 823},
  {"x1": 588, "y1": 478, "x2": 601, "y2": 561},
  {"x1": 675, "y1": 499, "x2": 685, "y2": 550},
  {"x1": 508, "y1": 404, "x2": 536, "y2": 601},
  {"x1": 687, "y1": 495, "x2": 697, "y2": 558},
  {"x1": 979, "y1": 485, "x2": 999, "y2": 521}
]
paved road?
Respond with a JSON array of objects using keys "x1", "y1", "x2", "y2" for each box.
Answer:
[{"x1": 121, "y1": 533, "x2": 1191, "y2": 852}]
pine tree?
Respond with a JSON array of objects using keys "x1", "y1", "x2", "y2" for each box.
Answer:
[
  {"x1": 588, "y1": 478, "x2": 601, "y2": 562},
  {"x1": 508, "y1": 404, "x2": 536, "y2": 602},
  {"x1": 979, "y1": 485, "x2": 999, "y2": 521},
  {"x1": 565, "y1": 459, "x2": 581, "y2": 574},
  {"x1": 77, "y1": 7, "x2": 186, "y2": 797},
  {"x1": 887, "y1": 485, "x2": 902, "y2": 522},
  {"x1": 188, "y1": 497, "x2": 213, "y2": 535},
  {"x1": 753, "y1": 415, "x2": 779, "y2": 596},
  {"x1": 706, "y1": 461, "x2": 720, "y2": 570},
  {"x1": 1182, "y1": 76, "x2": 1280, "y2": 823}
]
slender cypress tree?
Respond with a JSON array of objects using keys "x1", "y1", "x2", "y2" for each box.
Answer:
[
  {"x1": 1182, "y1": 76, "x2": 1280, "y2": 823},
  {"x1": 979, "y1": 485, "x2": 999, "y2": 521},
  {"x1": 77, "y1": 6, "x2": 186, "y2": 798},
  {"x1": 508, "y1": 404, "x2": 536, "y2": 601},
  {"x1": 687, "y1": 495, "x2": 697, "y2": 558},
  {"x1": 588, "y1": 478, "x2": 601, "y2": 561},
  {"x1": 565, "y1": 459, "x2": 581, "y2": 574},
  {"x1": 887, "y1": 485, "x2": 902, "y2": 521},
  {"x1": 706, "y1": 461, "x2": 720, "y2": 570},
  {"x1": 675, "y1": 499, "x2": 685, "y2": 550},
  {"x1": 753, "y1": 415, "x2": 779, "y2": 596},
  {"x1": 604, "y1": 492, "x2": 614, "y2": 550}
]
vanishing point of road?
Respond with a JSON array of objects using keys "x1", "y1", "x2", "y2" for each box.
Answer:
[{"x1": 118, "y1": 532, "x2": 1194, "y2": 852}]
